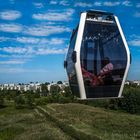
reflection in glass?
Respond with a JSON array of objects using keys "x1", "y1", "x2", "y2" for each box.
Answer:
[
  {"x1": 80, "y1": 21, "x2": 127, "y2": 98},
  {"x1": 66, "y1": 29, "x2": 80, "y2": 97}
]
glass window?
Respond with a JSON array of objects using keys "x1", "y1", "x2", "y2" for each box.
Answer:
[
  {"x1": 80, "y1": 21, "x2": 127, "y2": 98},
  {"x1": 66, "y1": 29, "x2": 80, "y2": 97}
]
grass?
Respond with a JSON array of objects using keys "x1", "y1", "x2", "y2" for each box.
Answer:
[
  {"x1": 42, "y1": 103, "x2": 140, "y2": 140},
  {"x1": 0, "y1": 103, "x2": 140, "y2": 140},
  {"x1": 0, "y1": 105, "x2": 73, "y2": 140}
]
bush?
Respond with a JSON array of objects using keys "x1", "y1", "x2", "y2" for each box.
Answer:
[
  {"x1": 121, "y1": 87, "x2": 140, "y2": 114},
  {"x1": 83, "y1": 99, "x2": 110, "y2": 109},
  {"x1": 35, "y1": 97, "x2": 48, "y2": 105},
  {"x1": 33, "y1": 92, "x2": 40, "y2": 98},
  {"x1": 14, "y1": 95, "x2": 25, "y2": 109},
  {"x1": 25, "y1": 94, "x2": 35, "y2": 109},
  {"x1": 76, "y1": 85, "x2": 140, "y2": 114},
  {"x1": 104, "y1": 86, "x2": 140, "y2": 114},
  {"x1": 0, "y1": 95, "x2": 5, "y2": 108},
  {"x1": 35, "y1": 86, "x2": 76, "y2": 105},
  {"x1": 58, "y1": 94, "x2": 72, "y2": 104},
  {"x1": 41, "y1": 84, "x2": 49, "y2": 96},
  {"x1": 50, "y1": 85, "x2": 61, "y2": 94}
]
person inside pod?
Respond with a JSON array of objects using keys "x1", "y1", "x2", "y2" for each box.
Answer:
[
  {"x1": 65, "y1": 10, "x2": 130, "y2": 99},
  {"x1": 81, "y1": 57, "x2": 114, "y2": 87}
]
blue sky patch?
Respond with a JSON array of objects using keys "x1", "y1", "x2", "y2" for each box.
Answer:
[{"x1": 0, "y1": 0, "x2": 140, "y2": 83}]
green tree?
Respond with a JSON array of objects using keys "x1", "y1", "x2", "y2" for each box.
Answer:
[
  {"x1": 57, "y1": 81, "x2": 63, "y2": 84},
  {"x1": 45, "y1": 82, "x2": 50, "y2": 85},
  {"x1": 0, "y1": 95, "x2": 5, "y2": 108},
  {"x1": 14, "y1": 95, "x2": 25, "y2": 109},
  {"x1": 41, "y1": 84, "x2": 49, "y2": 96},
  {"x1": 62, "y1": 86, "x2": 72, "y2": 97},
  {"x1": 25, "y1": 93, "x2": 35, "y2": 109},
  {"x1": 121, "y1": 86, "x2": 140, "y2": 114},
  {"x1": 7, "y1": 90, "x2": 20, "y2": 100},
  {"x1": 50, "y1": 85, "x2": 61, "y2": 94},
  {"x1": 34, "y1": 89, "x2": 41, "y2": 98}
]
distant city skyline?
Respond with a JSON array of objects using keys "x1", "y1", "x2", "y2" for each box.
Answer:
[{"x1": 0, "y1": 0, "x2": 140, "y2": 83}]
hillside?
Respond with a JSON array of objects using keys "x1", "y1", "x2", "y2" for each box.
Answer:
[{"x1": 0, "y1": 103, "x2": 140, "y2": 140}]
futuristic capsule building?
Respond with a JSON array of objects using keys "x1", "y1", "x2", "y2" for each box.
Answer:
[{"x1": 64, "y1": 10, "x2": 130, "y2": 99}]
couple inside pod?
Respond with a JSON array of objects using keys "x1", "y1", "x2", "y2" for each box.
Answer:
[{"x1": 65, "y1": 10, "x2": 130, "y2": 99}]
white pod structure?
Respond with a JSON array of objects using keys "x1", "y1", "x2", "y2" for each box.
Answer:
[{"x1": 64, "y1": 10, "x2": 131, "y2": 99}]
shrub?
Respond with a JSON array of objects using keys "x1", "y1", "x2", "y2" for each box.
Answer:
[
  {"x1": 76, "y1": 85, "x2": 140, "y2": 114},
  {"x1": 0, "y1": 95, "x2": 5, "y2": 108},
  {"x1": 14, "y1": 95, "x2": 25, "y2": 109},
  {"x1": 25, "y1": 94, "x2": 35, "y2": 109},
  {"x1": 35, "y1": 97, "x2": 48, "y2": 105},
  {"x1": 121, "y1": 87, "x2": 140, "y2": 114},
  {"x1": 58, "y1": 95, "x2": 71, "y2": 104},
  {"x1": 50, "y1": 85, "x2": 61, "y2": 94},
  {"x1": 41, "y1": 84, "x2": 49, "y2": 96}
]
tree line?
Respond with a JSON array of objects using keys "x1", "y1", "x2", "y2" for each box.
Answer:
[{"x1": 0, "y1": 84, "x2": 140, "y2": 114}]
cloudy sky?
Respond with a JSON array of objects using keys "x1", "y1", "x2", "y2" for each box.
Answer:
[{"x1": 0, "y1": 0, "x2": 139, "y2": 83}]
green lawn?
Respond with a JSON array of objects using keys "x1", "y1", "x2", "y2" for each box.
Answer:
[
  {"x1": 42, "y1": 103, "x2": 140, "y2": 140},
  {"x1": 0, "y1": 103, "x2": 140, "y2": 140},
  {"x1": 0, "y1": 106, "x2": 73, "y2": 140}
]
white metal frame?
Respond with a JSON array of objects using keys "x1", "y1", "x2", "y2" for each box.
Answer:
[
  {"x1": 114, "y1": 16, "x2": 130, "y2": 97},
  {"x1": 74, "y1": 12, "x2": 130, "y2": 99},
  {"x1": 74, "y1": 12, "x2": 87, "y2": 99}
]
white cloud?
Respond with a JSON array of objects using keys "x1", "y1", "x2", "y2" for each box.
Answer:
[
  {"x1": 128, "y1": 35, "x2": 140, "y2": 46},
  {"x1": 93, "y1": 1, "x2": 133, "y2": 7},
  {"x1": 49, "y1": 38, "x2": 64, "y2": 45},
  {"x1": 16, "y1": 37, "x2": 40, "y2": 44},
  {"x1": 32, "y1": 9, "x2": 74, "y2": 21},
  {"x1": 0, "y1": 54, "x2": 32, "y2": 59},
  {"x1": 24, "y1": 25, "x2": 71, "y2": 36},
  {"x1": 0, "y1": 22, "x2": 70, "y2": 36},
  {"x1": 136, "y1": 3, "x2": 140, "y2": 8},
  {"x1": 94, "y1": 2, "x2": 102, "y2": 6},
  {"x1": 0, "y1": 46, "x2": 67, "y2": 55},
  {"x1": 0, "y1": 54, "x2": 11, "y2": 58},
  {"x1": 0, "y1": 36, "x2": 65, "y2": 45},
  {"x1": 0, "y1": 47, "x2": 27, "y2": 54},
  {"x1": 46, "y1": 21, "x2": 56, "y2": 25},
  {"x1": 74, "y1": 2, "x2": 93, "y2": 7},
  {"x1": 0, "y1": 44, "x2": 67, "y2": 56},
  {"x1": 59, "y1": 0, "x2": 69, "y2": 6},
  {"x1": 11, "y1": 54, "x2": 32, "y2": 58},
  {"x1": 0, "y1": 46, "x2": 66, "y2": 55},
  {"x1": 103, "y1": 2, "x2": 120, "y2": 6},
  {"x1": 134, "y1": 12, "x2": 140, "y2": 17},
  {"x1": 0, "y1": 68, "x2": 24, "y2": 73},
  {"x1": 33, "y1": 2, "x2": 44, "y2": 8},
  {"x1": 50, "y1": 0, "x2": 69, "y2": 6},
  {"x1": 0, "y1": 68, "x2": 48, "y2": 73},
  {"x1": 0, "y1": 23, "x2": 22, "y2": 33},
  {"x1": 50, "y1": 0, "x2": 57, "y2": 5},
  {"x1": 16, "y1": 37, "x2": 65, "y2": 45},
  {"x1": 122, "y1": 1, "x2": 132, "y2": 6},
  {"x1": 129, "y1": 40, "x2": 140, "y2": 46},
  {"x1": 80, "y1": 1, "x2": 124, "y2": 7},
  {"x1": 36, "y1": 48, "x2": 67, "y2": 55},
  {"x1": 0, "y1": 10, "x2": 21, "y2": 20},
  {"x1": 0, "y1": 60, "x2": 26, "y2": 64},
  {"x1": 0, "y1": 36, "x2": 10, "y2": 42}
]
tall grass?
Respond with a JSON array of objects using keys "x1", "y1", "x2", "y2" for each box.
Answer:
[{"x1": 43, "y1": 103, "x2": 140, "y2": 140}]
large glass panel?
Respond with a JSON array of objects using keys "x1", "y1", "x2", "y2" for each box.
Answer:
[
  {"x1": 66, "y1": 29, "x2": 80, "y2": 97},
  {"x1": 80, "y1": 21, "x2": 127, "y2": 98}
]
